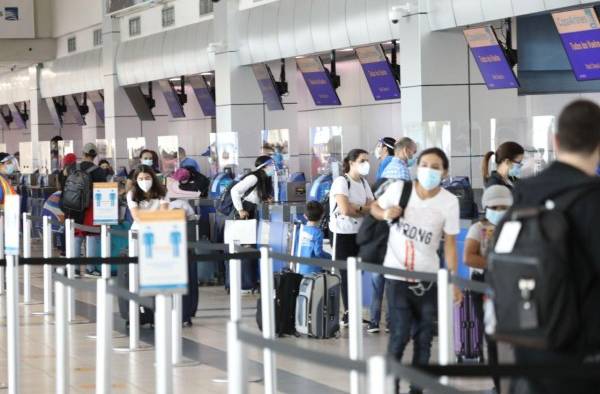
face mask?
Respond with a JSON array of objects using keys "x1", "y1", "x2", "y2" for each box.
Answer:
[
  {"x1": 141, "y1": 159, "x2": 153, "y2": 167},
  {"x1": 486, "y1": 208, "x2": 507, "y2": 226},
  {"x1": 406, "y1": 157, "x2": 416, "y2": 167},
  {"x1": 4, "y1": 163, "x2": 15, "y2": 175},
  {"x1": 137, "y1": 179, "x2": 153, "y2": 193},
  {"x1": 264, "y1": 166, "x2": 275, "y2": 177},
  {"x1": 358, "y1": 162, "x2": 370, "y2": 176},
  {"x1": 417, "y1": 167, "x2": 442, "y2": 191},
  {"x1": 508, "y1": 163, "x2": 522, "y2": 178}
]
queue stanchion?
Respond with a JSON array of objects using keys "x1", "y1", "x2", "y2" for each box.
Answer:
[
  {"x1": 259, "y1": 247, "x2": 277, "y2": 394},
  {"x1": 95, "y1": 225, "x2": 113, "y2": 393},
  {"x1": 31, "y1": 216, "x2": 54, "y2": 316},
  {"x1": 0, "y1": 214, "x2": 5, "y2": 296},
  {"x1": 22, "y1": 213, "x2": 35, "y2": 305},
  {"x1": 367, "y1": 356, "x2": 393, "y2": 394},
  {"x1": 6, "y1": 254, "x2": 20, "y2": 394},
  {"x1": 65, "y1": 219, "x2": 89, "y2": 325},
  {"x1": 437, "y1": 268, "x2": 454, "y2": 385},
  {"x1": 171, "y1": 290, "x2": 200, "y2": 367},
  {"x1": 55, "y1": 266, "x2": 69, "y2": 394},
  {"x1": 227, "y1": 321, "x2": 247, "y2": 394},
  {"x1": 155, "y1": 293, "x2": 173, "y2": 394},
  {"x1": 347, "y1": 257, "x2": 364, "y2": 394},
  {"x1": 114, "y1": 230, "x2": 152, "y2": 353}
]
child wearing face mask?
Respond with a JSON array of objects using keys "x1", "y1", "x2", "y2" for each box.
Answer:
[
  {"x1": 126, "y1": 165, "x2": 169, "y2": 230},
  {"x1": 463, "y1": 184, "x2": 512, "y2": 393},
  {"x1": 329, "y1": 148, "x2": 374, "y2": 327},
  {"x1": 230, "y1": 155, "x2": 276, "y2": 220}
]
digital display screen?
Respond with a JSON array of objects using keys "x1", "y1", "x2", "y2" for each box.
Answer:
[
  {"x1": 123, "y1": 85, "x2": 155, "y2": 121},
  {"x1": 158, "y1": 80, "x2": 185, "y2": 118},
  {"x1": 189, "y1": 75, "x2": 216, "y2": 117},
  {"x1": 552, "y1": 8, "x2": 600, "y2": 81},
  {"x1": 464, "y1": 26, "x2": 519, "y2": 89},
  {"x1": 252, "y1": 64, "x2": 284, "y2": 111},
  {"x1": 297, "y1": 56, "x2": 341, "y2": 106},
  {"x1": 8, "y1": 103, "x2": 26, "y2": 129},
  {"x1": 355, "y1": 45, "x2": 401, "y2": 100},
  {"x1": 88, "y1": 91, "x2": 105, "y2": 123}
]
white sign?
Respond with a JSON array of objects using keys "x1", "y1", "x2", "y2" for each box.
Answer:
[
  {"x1": 138, "y1": 210, "x2": 188, "y2": 296},
  {"x1": 4, "y1": 194, "x2": 20, "y2": 255},
  {"x1": 93, "y1": 183, "x2": 119, "y2": 225},
  {"x1": 0, "y1": 0, "x2": 34, "y2": 39},
  {"x1": 224, "y1": 219, "x2": 257, "y2": 245}
]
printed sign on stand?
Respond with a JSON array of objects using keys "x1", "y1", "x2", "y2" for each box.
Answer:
[
  {"x1": 93, "y1": 183, "x2": 119, "y2": 225},
  {"x1": 4, "y1": 194, "x2": 20, "y2": 255},
  {"x1": 138, "y1": 210, "x2": 188, "y2": 296}
]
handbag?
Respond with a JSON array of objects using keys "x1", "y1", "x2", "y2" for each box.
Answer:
[
  {"x1": 356, "y1": 181, "x2": 412, "y2": 264},
  {"x1": 224, "y1": 219, "x2": 258, "y2": 245}
]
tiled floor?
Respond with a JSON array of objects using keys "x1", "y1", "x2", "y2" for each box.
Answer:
[{"x1": 0, "y1": 246, "x2": 501, "y2": 393}]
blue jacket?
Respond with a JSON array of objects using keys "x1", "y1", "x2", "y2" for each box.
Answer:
[
  {"x1": 297, "y1": 225, "x2": 331, "y2": 275},
  {"x1": 375, "y1": 156, "x2": 393, "y2": 181}
]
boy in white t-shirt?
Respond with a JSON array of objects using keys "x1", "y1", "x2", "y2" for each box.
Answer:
[{"x1": 371, "y1": 147, "x2": 460, "y2": 394}]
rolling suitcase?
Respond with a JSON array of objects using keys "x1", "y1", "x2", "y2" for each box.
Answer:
[
  {"x1": 454, "y1": 290, "x2": 484, "y2": 362},
  {"x1": 256, "y1": 271, "x2": 304, "y2": 336},
  {"x1": 295, "y1": 272, "x2": 341, "y2": 339}
]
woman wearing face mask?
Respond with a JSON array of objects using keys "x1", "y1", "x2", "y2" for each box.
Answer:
[
  {"x1": 126, "y1": 165, "x2": 168, "y2": 230},
  {"x1": 230, "y1": 155, "x2": 275, "y2": 220},
  {"x1": 482, "y1": 141, "x2": 525, "y2": 189},
  {"x1": 375, "y1": 137, "x2": 396, "y2": 181},
  {"x1": 329, "y1": 149, "x2": 374, "y2": 327},
  {"x1": 464, "y1": 185, "x2": 512, "y2": 393},
  {"x1": 371, "y1": 147, "x2": 460, "y2": 394}
]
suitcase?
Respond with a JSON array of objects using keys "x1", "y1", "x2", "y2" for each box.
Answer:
[
  {"x1": 295, "y1": 272, "x2": 341, "y2": 339},
  {"x1": 454, "y1": 290, "x2": 484, "y2": 362},
  {"x1": 256, "y1": 271, "x2": 304, "y2": 336}
]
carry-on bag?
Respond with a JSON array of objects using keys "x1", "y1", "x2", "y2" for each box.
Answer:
[
  {"x1": 256, "y1": 271, "x2": 304, "y2": 336},
  {"x1": 454, "y1": 290, "x2": 484, "y2": 362},
  {"x1": 295, "y1": 272, "x2": 341, "y2": 339}
]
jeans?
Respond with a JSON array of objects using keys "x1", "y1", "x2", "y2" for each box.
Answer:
[
  {"x1": 74, "y1": 235, "x2": 100, "y2": 273},
  {"x1": 387, "y1": 279, "x2": 437, "y2": 394},
  {"x1": 369, "y1": 273, "x2": 388, "y2": 326},
  {"x1": 332, "y1": 233, "x2": 359, "y2": 312}
]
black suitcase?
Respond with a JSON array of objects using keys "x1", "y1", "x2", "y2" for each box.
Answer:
[{"x1": 256, "y1": 271, "x2": 304, "y2": 336}]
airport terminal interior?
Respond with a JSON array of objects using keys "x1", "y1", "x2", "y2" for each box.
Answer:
[{"x1": 0, "y1": 0, "x2": 599, "y2": 393}]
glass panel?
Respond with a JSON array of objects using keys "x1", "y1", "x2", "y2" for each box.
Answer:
[
  {"x1": 261, "y1": 128, "x2": 290, "y2": 171},
  {"x1": 38, "y1": 141, "x2": 52, "y2": 175},
  {"x1": 211, "y1": 132, "x2": 239, "y2": 172},
  {"x1": 403, "y1": 121, "x2": 452, "y2": 158},
  {"x1": 19, "y1": 142, "x2": 33, "y2": 174},
  {"x1": 157, "y1": 135, "x2": 179, "y2": 176},
  {"x1": 127, "y1": 137, "x2": 146, "y2": 170},
  {"x1": 309, "y1": 126, "x2": 343, "y2": 180}
]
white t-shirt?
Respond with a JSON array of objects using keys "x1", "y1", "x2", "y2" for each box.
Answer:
[
  {"x1": 378, "y1": 181, "x2": 460, "y2": 280},
  {"x1": 126, "y1": 191, "x2": 169, "y2": 229},
  {"x1": 230, "y1": 174, "x2": 261, "y2": 212},
  {"x1": 329, "y1": 175, "x2": 374, "y2": 234},
  {"x1": 466, "y1": 221, "x2": 495, "y2": 275}
]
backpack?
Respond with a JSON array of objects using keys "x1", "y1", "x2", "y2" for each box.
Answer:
[
  {"x1": 179, "y1": 166, "x2": 210, "y2": 197},
  {"x1": 215, "y1": 179, "x2": 255, "y2": 216},
  {"x1": 487, "y1": 183, "x2": 600, "y2": 351},
  {"x1": 356, "y1": 181, "x2": 412, "y2": 264},
  {"x1": 441, "y1": 176, "x2": 478, "y2": 219},
  {"x1": 319, "y1": 175, "x2": 366, "y2": 239},
  {"x1": 61, "y1": 163, "x2": 97, "y2": 215}
]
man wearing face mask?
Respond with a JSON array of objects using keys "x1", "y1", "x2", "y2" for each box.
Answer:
[
  {"x1": 0, "y1": 153, "x2": 17, "y2": 209},
  {"x1": 375, "y1": 137, "x2": 396, "y2": 181},
  {"x1": 380, "y1": 137, "x2": 418, "y2": 182}
]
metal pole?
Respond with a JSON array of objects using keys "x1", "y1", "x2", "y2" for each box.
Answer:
[
  {"x1": 42, "y1": 216, "x2": 53, "y2": 314},
  {"x1": 96, "y1": 225, "x2": 112, "y2": 394},
  {"x1": 171, "y1": 292, "x2": 200, "y2": 367},
  {"x1": 22, "y1": 213, "x2": 33, "y2": 305},
  {"x1": 6, "y1": 255, "x2": 20, "y2": 394},
  {"x1": 155, "y1": 294, "x2": 173, "y2": 394},
  {"x1": 55, "y1": 267, "x2": 69, "y2": 394},
  {"x1": 0, "y1": 214, "x2": 5, "y2": 296},
  {"x1": 227, "y1": 321, "x2": 247, "y2": 394},
  {"x1": 367, "y1": 356, "x2": 393, "y2": 394},
  {"x1": 437, "y1": 268, "x2": 454, "y2": 385},
  {"x1": 347, "y1": 257, "x2": 364, "y2": 394},
  {"x1": 65, "y1": 219, "x2": 76, "y2": 322},
  {"x1": 259, "y1": 247, "x2": 277, "y2": 394},
  {"x1": 229, "y1": 241, "x2": 242, "y2": 322}
]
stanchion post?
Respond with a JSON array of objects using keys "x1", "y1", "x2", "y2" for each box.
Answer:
[
  {"x1": 229, "y1": 241, "x2": 242, "y2": 322},
  {"x1": 347, "y1": 257, "x2": 364, "y2": 394},
  {"x1": 55, "y1": 269, "x2": 69, "y2": 394},
  {"x1": 6, "y1": 254, "x2": 20, "y2": 394},
  {"x1": 22, "y1": 212, "x2": 32, "y2": 305},
  {"x1": 437, "y1": 268, "x2": 454, "y2": 385},
  {"x1": 65, "y1": 219, "x2": 76, "y2": 322},
  {"x1": 367, "y1": 356, "x2": 393, "y2": 394},
  {"x1": 128, "y1": 230, "x2": 140, "y2": 349},
  {"x1": 96, "y1": 225, "x2": 112, "y2": 394},
  {"x1": 42, "y1": 216, "x2": 53, "y2": 314},
  {"x1": 227, "y1": 321, "x2": 247, "y2": 394},
  {"x1": 259, "y1": 247, "x2": 277, "y2": 394},
  {"x1": 0, "y1": 214, "x2": 4, "y2": 296},
  {"x1": 155, "y1": 294, "x2": 173, "y2": 394}
]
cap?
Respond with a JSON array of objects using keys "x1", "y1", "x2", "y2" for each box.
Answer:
[
  {"x1": 63, "y1": 153, "x2": 77, "y2": 167},
  {"x1": 172, "y1": 168, "x2": 190, "y2": 182},
  {"x1": 482, "y1": 185, "x2": 513, "y2": 208},
  {"x1": 83, "y1": 143, "x2": 97, "y2": 155},
  {"x1": 0, "y1": 153, "x2": 12, "y2": 163}
]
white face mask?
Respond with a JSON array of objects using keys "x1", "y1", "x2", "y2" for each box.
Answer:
[
  {"x1": 357, "y1": 161, "x2": 370, "y2": 176},
  {"x1": 137, "y1": 179, "x2": 153, "y2": 193}
]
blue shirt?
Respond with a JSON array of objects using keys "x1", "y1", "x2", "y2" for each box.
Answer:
[
  {"x1": 297, "y1": 225, "x2": 331, "y2": 275},
  {"x1": 180, "y1": 157, "x2": 201, "y2": 173},
  {"x1": 375, "y1": 156, "x2": 393, "y2": 181},
  {"x1": 380, "y1": 157, "x2": 411, "y2": 181}
]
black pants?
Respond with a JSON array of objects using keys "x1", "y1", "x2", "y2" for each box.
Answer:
[{"x1": 332, "y1": 232, "x2": 359, "y2": 313}]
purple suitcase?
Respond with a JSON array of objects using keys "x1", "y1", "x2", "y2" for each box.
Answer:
[{"x1": 454, "y1": 290, "x2": 483, "y2": 362}]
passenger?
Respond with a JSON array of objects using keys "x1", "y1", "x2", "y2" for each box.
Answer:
[
  {"x1": 297, "y1": 201, "x2": 331, "y2": 275},
  {"x1": 230, "y1": 155, "x2": 275, "y2": 220},
  {"x1": 0, "y1": 152, "x2": 17, "y2": 208},
  {"x1": 329, "y1": 149, "x2": 374, "y2": 327},
  {"x1": 482, "y1": 141, "x2": 525, "y2": 189},
  {"x1": 464, "y1": 184, "x2": 512, "y2": 393},
  {"x1": 128, "y1": 149, "x2": 161, "y2": 189},
  {"x1": 509, "y1": 100, "x2": 600, "y2": 394},
  {"x1": 370, "y1": 147, "x2": 460, "y2": 394},
  {"x1": 374, "y1": 137, "x2": 396, "y2": 180},
  {"x1": 179, "y1": 147, "x2": 201, "y2": 173},
  {"x1": 166, "y1": 168, "x2": 200, "y2": 199},
  {"x1": 98, "y1": 159, "x2": 115, "y2": 178},
  {"x1": 126, "y1": 165, "x2": 169, "y2": 230}
]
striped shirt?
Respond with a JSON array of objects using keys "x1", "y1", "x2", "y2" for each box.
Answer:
[{"x1": 380, "y1": 157, "x2": 411, "y2": 181}]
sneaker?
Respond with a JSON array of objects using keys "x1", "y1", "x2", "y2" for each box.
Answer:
[
  {"x1": 366, "y1": 322, "x2": 380, "y2": 333},
  {"x1": 84, "y1": 270, "x2": 101, "y2": 278},
  {"x1": 340, "y1": 312, "x2": 349, "y2": 328}
]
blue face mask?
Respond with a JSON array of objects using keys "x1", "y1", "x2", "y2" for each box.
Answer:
[
  {"x1": 264, "y1": 166, "x2": 275, "y2": 177},
  {"x1": 141, "y1": 159, "x2": 153, "y2": 167},
  {"x1": 417, "y1": 167, "x2": 442, "y2": 191},
  {"x1": 508, "y1": 163, "x2": 522, "y2": 178},
  {"x1": 486, "y1": 208, "x2": 507, "y2": 226},
  {"x1": 406, "y1": 157, "x2": 416, "y2": 167},
  {"x1": 3, "y1": 163, "x2": 15, "y2": 175}
]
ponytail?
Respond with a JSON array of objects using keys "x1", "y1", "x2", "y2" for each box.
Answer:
[
  {"x1": 482, "y1": 142, "x2": 525, "y2": 181},
  {"x1": 343, "y1": 157, "x2": 350, "y2": 174},
  {"x1": 482, "y1": 151, "x2": 494, "y2": 181}
]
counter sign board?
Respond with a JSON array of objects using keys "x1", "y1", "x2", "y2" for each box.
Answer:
[
  {"x1": 464, "y1": 26, "x2": 519, "y2": 89},
  {"x1": 93, "y1": 183, "x2": 119, "y2": 225},
  {"x1": 4, "y1": 194, "x2": 20, "y2": 255},
  {"x1": 297, "y1": 56, "x2": 341, "y2": 106},
  {"x1": 138, "y1": 210, "x2": 188, "y2": 296},
  {"x1": 553, "y1": 8, "x2": 600, "y2": 81},
  {"x1": 355, "y1": 45, "x2": 401, "y2": 100}
]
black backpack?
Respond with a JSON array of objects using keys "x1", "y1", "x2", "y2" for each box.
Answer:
[
  {"x1": 356, "y1": 181, "x2": 412, "y2": 264},
  {"x1": 179, "y1": 166, "x2": 210, "y2": 197},
  {"x1": 488, "y1": 183, "x2": 600, "y2": 351},
  {"x1": 441, "y1": 176, "x2": 478, "y2": 219},
  {"x1": 61, "y1": 163, "x2": 97, "y2": 214},
  {"x1": 215, "y1": 179, "x2": 255, "y2": 216}
]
